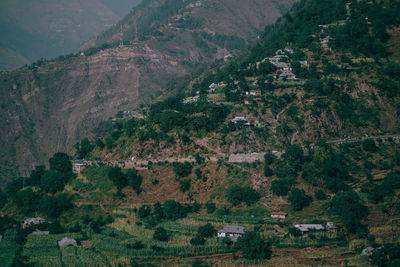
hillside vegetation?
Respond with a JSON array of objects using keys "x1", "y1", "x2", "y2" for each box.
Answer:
[
  {"x1": 0, "y1": 0, "x2": 296, "y2": 189},
  {"x1": 1, "y1": 0, "x2": 400, "y2": 266}
]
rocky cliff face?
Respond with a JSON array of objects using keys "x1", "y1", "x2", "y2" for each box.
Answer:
[{"x1": 0, "y1": 0, "x2": 297, "y2": 187}]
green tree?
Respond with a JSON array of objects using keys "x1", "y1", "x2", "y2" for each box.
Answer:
[
  {"x1": 49, "y1": 152, "x2": 72, "y2": 176},
  {"x1": 271, "y1": 180, "x2": 289, "y2": 196},
  {"x1": 179, "y1": 179, "x2": 191, "y2": 193},
  {"x1": 288, "y1": 188, "x2": 312, "y2": 211},
  {"x1": 0, "y1": 190, "x2": 7, "y2": 209},
  {"x1": 370, "y1": 243, "x2": 400, "y2": 267},
  {"x1": 39, "y1": 194, "x2": 73, "y2": 218},
  {"x1": 138, "y1": 205, "x2": 152, "y2": 218},
  {"x1": 29, "y1": 165, "x2": 46, "y2": 186},
  {"x1": 264, "y1": 165, "x2": 274, "y2": 177},
  {"x1": 13, "y1": 188, "x2": 41, "y2": 214},
  {"x1": 226, "y1": 185, "x2": 260, "y2": 206},
  {"x1": 40, "y1": 170, "x2": 66, "y2": 193},
  {"x1": 153, "y1": 227, "x2": 169, "y2": 242},
  {"x1": 362, "y1": 139, "x2": 378, "y2": 153},
  {"x1": 163, "y1": 200, "x2": 188, "y2": 220},
  {"x1": 75, "y1": 138, "x2": 94, "y2": 159},
  {"x1": 314, "y1": 189, "x2": 328, "y2": 200},
  {"x1": 127, "y1": 169, "x2": 142, "y2": 195},
  {"x1": 172, "y1": 162, "x2": 193, "y2": 177},
  {"x1": 198, "y1": 223, "x2": 216, "y2": 238},
  {"x1": 153, "y1": 201, "x2": 164, "y2": 221},
  {"x1": 5, "y1": 177, "x2": 25, "y2": 196},
  {"x1": 283, "y1": 145, "x2": 305, "y2": 171},
  {"x1": 108, "y1": 167, "x2": 128, "y2": 190},
  {"x1": 235, "y1": 231, "x2": 272, "y2": 259},
  {"x1": 204, "y1": 200, "x2": 216, "y2": 213},
  {"x1": 330, "y1": 191, "x2": 368, "y2": 234},
  {"x1": 190, "y1": 235, "x2": 206, "y2": 245}
]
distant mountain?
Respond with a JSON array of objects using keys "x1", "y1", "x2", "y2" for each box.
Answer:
[
  {"x1": 0, "y1": 0, "x2": 142, "y2": 70},
  {"x1": 0, "y1": 0, "x2": 297, "y2": 188},
  {"x1": 98, "y1": 0, "x2": 143, "y2": 17}
]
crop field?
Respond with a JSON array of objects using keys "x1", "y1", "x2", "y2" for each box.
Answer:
[{"x1": 0, "y1": 230, "x2": 18, "y2": 266}]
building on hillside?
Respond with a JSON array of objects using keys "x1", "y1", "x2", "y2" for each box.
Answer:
[
  {"x1": 231, "y1": 117, "x2": 250, "y2": 126},
  {"x1": 254, "y1": 120, "x2": 263, "y2": 128},
  {"x1": 300, "y1": 60, "x2": 308, "y2": 66},
  {"x1": 72, "y1": 161, "x2": 86, "y2": 174},
  {"x1": 183, "y1": 95, "x2": 200, "y2": 104},
  {"x1": 32, "y1": 230, "x2": 50, "y2": 235},
  {"x1": 294, "y1": 224, "x2": 324, "y2": 236},
  {"x1": 285, "y1": 48, "x2": 294, "y2": 54},
  {"x1": 271, "y1": 212, "x2": 288, "y2": 219},
  {"x1": 272, "y1": 62, "x2": 289, "y2": 71},
  {"x1": 279, "y1": 70, "x2": 296, "y2": 80},
  {"x1": 81, "y1": 240, "x2": 93, "y2": 248},
  {"x1": 326, "y1": 222, "x2": 338, "y2": 233},
  {"x1": 217, "y1": 226, "x2": 246, "y2": 241},
  {"x1": 208, "y1": 83, "x2": 218, "y2": 92},
  {"x1": 58, "y1": 237, "x2": 77, "y2": 248},
  {"x1": 23, "y1": 217, "x2": 47, "y2": 229}
]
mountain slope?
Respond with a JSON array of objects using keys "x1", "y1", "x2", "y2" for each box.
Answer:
[
  {"x1": 0, "y1": 0, "x2": 297, "y2": 188},
  {"x1": 1, "y1": 1, "x2": 400, "y2": 266},
  {"x1": 0, "y1": 0, "x2": 143, "y2": 70}
]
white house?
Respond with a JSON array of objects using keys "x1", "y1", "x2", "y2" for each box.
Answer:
[{"x1": 217, "y1": 226, "x2": 246, "y2": 239}]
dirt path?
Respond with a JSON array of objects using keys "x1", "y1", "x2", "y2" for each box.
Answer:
[{"x1": 74, "y1": 134, "x2": 400, "y2": 170}]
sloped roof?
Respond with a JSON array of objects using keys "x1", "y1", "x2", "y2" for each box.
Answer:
[
  {"x1": 218, "y1": 225, "x2": 245, "y2": 234},
  {"x1": 294, "y1": 224, "x2": 324, "y2": 232},
  {"x1": 58, "y1": 237, "x2": 77, "y2": 247}
]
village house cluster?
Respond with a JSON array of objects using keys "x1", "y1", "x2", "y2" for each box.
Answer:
[{"x1": 265, "y1": 48, "x2": 298, "y2": 80}]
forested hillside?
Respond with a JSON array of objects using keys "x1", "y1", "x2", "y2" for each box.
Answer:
[{"x1": 1, "y1": 0, "x2": 400, "y2": 266}]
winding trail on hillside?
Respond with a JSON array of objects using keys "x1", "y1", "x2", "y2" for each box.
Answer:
[{"x1": 76, "y1": 134, "x2": 400, "y2": 168}]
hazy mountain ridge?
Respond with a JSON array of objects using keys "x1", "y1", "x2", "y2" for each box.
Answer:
[
  {"x1": 0, "y1": 0, "x2": 143, "y2": 70},
  {"x1": 0, "y1": 0, "x2": 297, "y2": 187}
]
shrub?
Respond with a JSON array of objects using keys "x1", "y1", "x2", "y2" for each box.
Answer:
[
  {"x1": 330, "y1": 191, "x2": 368, "y2": 234},
  {"x1": 226, "y1": 185, "x2": 260, "y2": 206},
  {"x1": 163, "y1": 200, "x2": 188, "y2": 220},
  {"x1": 190, "y1": 235, "x2": 206, "y2": 245},
  {"x1": 264, "y1": 165, "x2": 274, "y2": 177},
  {"x1": 288, "y1": 188, "x2": 312, "y2": 211},
  {"x1": 127, "y1": 169, "x2": 142, "y2": 195},
  {"x1": 192, "y1": 259, "x2": 210, "y2": 267},
  {"x1": 0, "y1": 190, "x2": 7, "y2": 209},
  {"x1": 108, "y1": 167, "x2": 128, "y2": 190},
  {"x1": 235, "y1": 231, "x2": 272, "y2": 259},
  {"x1": 271, "y1": 180, "x2": 289, "y2": 196},
  {"x1": 362, "y1": 139, "x2": 378, "y2": 153},
  {"x1": 370, "y1": 243, "x2": 400, "y2": 267},
  {"x1": 198, "y1": 223, "x2": 216, "y2": 238},
  {"x1": 204, "y1": 200, "x2": 216, "y2": 213},
  {"x1": 314, "y1": 189, "x2": 328, "y2": 200},
  {"x1": 40, "y1": 170, "x2": 67, "y2": 194},
  {"x1": 179, "y1": 179, "x2": 191, "y2": 193},
  {"x1": 138, "y1": 205, "x2": 152, "y2": 218},
  {"x1": 172, "y1": 162, "x2": 193, "y2": 177},
  {"x1": 153, "y1": 227, "x2": 169, "y2": 242},
  {"x1": 126, "y1": 241, "x2": 146, "y2": 249}
]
